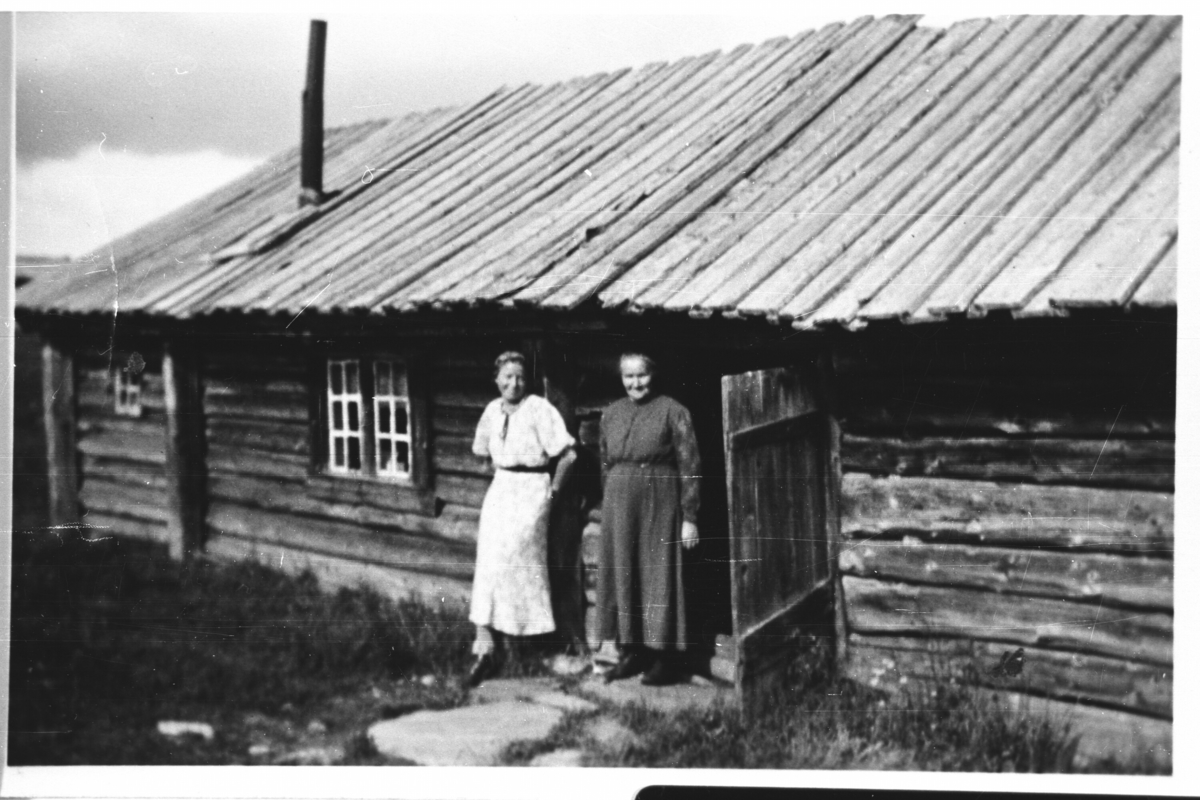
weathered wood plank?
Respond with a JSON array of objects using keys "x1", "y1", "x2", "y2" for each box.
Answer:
[
  {"x1": 433, "y1": 433, "x2": 492, "y2": 477},
  {"x1": 1130, "y1": 240, "x2": 1176, "y2": 308},
  {"x1": 842, "y1": 576, "x2": 1172, "y2": 666},
  {"x1": 722, "y1": 361, "x2": 827, "y2": 433},
  {"x1": 434, "y1": 472, "x2": 489, "y2": 509},
  {"x1": 76, "y1": 427, "x2": 167, "y2": 466},
  {"x1": 775, "y1": 15, "x2": 1090, "y2": 320},
  {"x1": 163, "y1": 344, "x2": 207, "y2": 561},
  {"x1": 204, "y1": 533, "x2": 473, "y2": 608},
  {"x1": 877, "y1": 46, "x2": 1180, "y2": 320},
  {"x1": 305, "y1": 471, "x2": 437, "y2": 517},
  {"x1": 207, "y1": 473, "x2": 478, "y2": 543},
  {"x1": 431, "y1": 385, "x2": 492, "y2": 411},
  {"x1": 206, "y1": 417, "x2": 309, "y2": 455},
  {"x1": 81, "y1": 510, "x2": 169, "y2": 545},
  {"x1": 840, "y1": 473, "x2": 1173, "y2": 555},
  {"x1": 833, "y1": 367, "x2": 1174, "y2": 439},
  {"x1": 841, "y1": 435, "x2": 1174, "y2": 490},
  {"x1": 620, "y1": 24, "x2": 951, "y2": 310},
  {"x1": 846, "y1": 634, "x2": 1171, "y2": 719},
  {"x1": 839, "y1": 540, "x2": 1172, "y2": 611},
  {"x1": 43, "y1": 342, "x2": 80, "y2": 526},
  {"x1": 1043, "y1": 155, "x2": 1178, "y2": 309},
  {"x1": 81, "y1": 455, "x2": 169, "y2": 489},
  {"x1": 77, "y1": 414, "x2": 167, "y2": 439},
  {"x1": 206, "y1": 502, "x2": 476, "y2": 580},
  {"x1": 79, "y1": 477, "x2": 171, "y2": 523},
  {"x1": 207, "y1": 444, "x2": 310, "y2": 479},
  {"x1": 801, "y1": 16, "x2": 1161, "y2": 325},
  {"x1": 433, "y1": 404, "x2": 481, "y2": 436},
  {"x1": 205, "y1": 350, "x2": 309, "y2": 379},
  {"x1": 203, "y1": 384, "x2": 309, "y2": 422}
]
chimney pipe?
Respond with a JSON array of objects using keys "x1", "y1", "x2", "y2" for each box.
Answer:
[{"x1": 299, "y1": 19, "x2": 327, "y2": 207}]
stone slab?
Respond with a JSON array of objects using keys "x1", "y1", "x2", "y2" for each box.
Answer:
[
  {"x1": 470, "y1": 677, "x2": 560, "y2": 705},
  {"x1": 368, "y1": 701, "x2": 564, "y2": 766},
  {"x1": 583, "y1": 717, "x2": 641, "y2": 752},
  {"x1": 529, "y1": 692, "x2": 599, "y2": 714},
  {"x1": 529, "y1": 748, "x2": 587, "y2": 767},
  {"x1": 577, "y1": 675, "x2": 734, "y2": 714}
]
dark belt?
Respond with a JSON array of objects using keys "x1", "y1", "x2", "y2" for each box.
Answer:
[{"x1": 497, "y1": 464, "x2": 551, "y2": 473}]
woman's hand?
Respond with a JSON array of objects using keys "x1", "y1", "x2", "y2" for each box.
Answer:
[{"x1": 681, "y1": 521, "x2": 699, "y2": 550}]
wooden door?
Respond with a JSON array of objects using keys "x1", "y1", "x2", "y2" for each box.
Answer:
[{"x1": 722, "y1": 360, "x2": 839, "y2": 710}]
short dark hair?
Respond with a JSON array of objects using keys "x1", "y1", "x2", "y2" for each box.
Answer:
[
  {"x1": 619, "y1": 352, "x2": 657, "y2": 375},
  {"x1": 494, "y1": 351, "x2": 527, "y2": 378}
]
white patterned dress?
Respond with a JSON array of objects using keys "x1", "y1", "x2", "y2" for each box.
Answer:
[{"x1": 469, "y1": 394, "x2": 575, "y2": 636}]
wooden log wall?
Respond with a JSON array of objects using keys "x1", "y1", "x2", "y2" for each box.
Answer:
[
  {"x1": 831, "y1": 320, "x2": 1175, "y2": 740},
  {"x1": 74, "y1": 350, "x2": 171, "y2": 545},
  {"x1": 200, "y1": 342, "x2": 517, "y2": 606}
]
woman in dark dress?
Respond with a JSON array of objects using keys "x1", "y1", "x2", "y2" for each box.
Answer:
[{"x1": 596, "y1": 353, "x2": 700, "y2": 686}]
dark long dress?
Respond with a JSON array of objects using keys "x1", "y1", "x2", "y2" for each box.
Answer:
[{"x1": 596, "y1": 394, "x2": 701, "y2": 652}]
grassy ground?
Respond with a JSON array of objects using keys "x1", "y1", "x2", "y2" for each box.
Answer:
[
  {"x1": 11, "y1": 529, "x2": 1157, "y2": 771},
  {"x1": 502, "y1": 666, "x2": 1082, "y2": 771},
  {"x1": 9, "y1": 529, "x2": 479, "y2": 765}
]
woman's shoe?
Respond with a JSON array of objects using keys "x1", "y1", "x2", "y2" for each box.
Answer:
[
  {"x1": 466, "y1": 653, "x2": 498, "y2": 688},
  {"x1": 640, "y1": 655, "x2": 682, "y2": 686},
  {"x1": 604, "y1": 650, "x2": 648, "y2": 683}
]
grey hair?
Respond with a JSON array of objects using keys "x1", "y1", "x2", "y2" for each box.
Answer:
[
  {"x1": 619, "y1": 352, "x2": 657, "y2": 375},
  {"x1": 494, "y1": 350, "x2": 527, "y2": 378}
]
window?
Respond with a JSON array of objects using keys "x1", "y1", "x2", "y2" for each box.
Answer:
[
  {"x1": 326, "y1": 359, "x2": 364, "y2": 474},
  {"x1": 373, "y1": 360, "x2": 412, "y2": 478},
  {"x1": 113, "y1": 366, "x2": 143, "y2": 417},
  {"x1": 323, "y1": 356, "x2": 417, "y2": 482}
]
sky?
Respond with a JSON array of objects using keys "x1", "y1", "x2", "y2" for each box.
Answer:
[{"x1": 13, "y1": 6, "x2": 984, "y2": 259}]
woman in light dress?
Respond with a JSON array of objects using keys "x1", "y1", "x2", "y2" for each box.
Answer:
[{"x1": 466, "y1": 351, "x2": 576, "y2": 686}]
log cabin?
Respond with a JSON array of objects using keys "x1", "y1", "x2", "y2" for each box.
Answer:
[{"x1": 16, "y1": 15, "x2": 1177, "y2": 768}]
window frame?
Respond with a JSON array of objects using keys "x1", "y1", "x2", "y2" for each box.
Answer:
[
  {"x1": 112, "y1": 363, "x2": 144, "y2": 418},
  {"x1": 309, "y1": 348, "x2": 433, "y2": 510}
]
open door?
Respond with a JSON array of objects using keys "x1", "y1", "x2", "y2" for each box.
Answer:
[{"x1": 722, "y1": 359, "x2": 839, "y2": 710}]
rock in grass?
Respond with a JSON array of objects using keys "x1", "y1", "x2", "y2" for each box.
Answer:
[
  {"x1": 247, "y1": 743, "x2": 271, "y2": 757},
  {"x1": 272, "y1": 745, "x2": 346, "y2": 766},
  {"x1": 306, "y1": 719, "x2": 328, "y2": 734},
  {"x1": 157, "y1": 721, "x2": 214, "y2": 741},
  {"x1": 368, "y1": 701, "x2": 563, "y2": 766},
  {"x1": 547, "y1": 654, "x2": 593, "y2": 677},
  {"x1": 529, "y1": 748, "x2": 587, "y2": 767},
  {"x1": 419, "y1": 674, "x2": 437, "y2": 687},
  {"x1": 529, "y1": 692, "x2": 598, "y2": 713},
  {"x1": 584, "y1": 717, "x2": 641, "y2": 752}
]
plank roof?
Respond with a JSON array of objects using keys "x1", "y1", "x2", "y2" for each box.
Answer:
[{"x1": 17, "y1": 15, "x2": 1180, "y2": 330}]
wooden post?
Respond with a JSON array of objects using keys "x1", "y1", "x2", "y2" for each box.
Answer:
[
  {"x1": 163, "y1": 342, "x2": 207, "y2": 561},
  {"x1": 827, "y1": 413, "x2": 848, "y2": 674},
  {"x1": 539, "y1": 336, "x2": 589, "y2": 653},
  {"x1": 42, "y1": 340, "x2": 80, "y2": 530}
]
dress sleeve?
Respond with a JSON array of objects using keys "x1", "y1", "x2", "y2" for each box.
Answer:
[
  {"x1": 472, "y1": 403, "x2": 493, "y2": 457},
  {"x1": 533, "y1": 396, "x2": 575, "y2": 458},
  {"x1": 599, "y1": 409, "x2": 610, "y2": 489},
  {"x1": 668, "y1": 400, "x2": 701, "y2": 525}
]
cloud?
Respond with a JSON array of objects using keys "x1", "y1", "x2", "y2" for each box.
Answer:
[{"x1": 16, "y1": 145, "x2": 261, "y2": 258}]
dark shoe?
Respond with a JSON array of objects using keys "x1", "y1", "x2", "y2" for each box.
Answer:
[
  {"x1": 466, "y1": 654, "x2": 498, "y2": 688},
  {"x1": 640, "y1": 656, "x2": 682, "y2": 686},
  {"x1": 604, "y1": 650, "x2": 648, "y2": 683}
]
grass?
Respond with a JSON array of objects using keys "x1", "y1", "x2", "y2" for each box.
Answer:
[
  {"x1": 11, "y1": 527, "x2": 1164, "y2": 772},
  {"x1": 8, "y1": 528, "x2": 477, "y2": 765},
  {"x1": 498, "y1": 673, "x2": 1082, "y2": 771}
]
